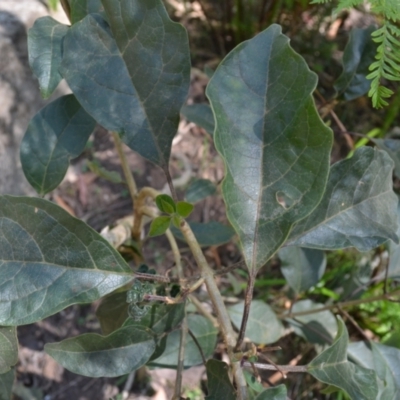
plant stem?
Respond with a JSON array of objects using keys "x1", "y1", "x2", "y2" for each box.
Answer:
[
  {"x1": 243, "y1": 361, "x2": 307, "y2": 373},
  {"x1": 178, "y1": 219, "x2": 248, "y2": 399},
  {"x1": 173, "y1": 314, "x2": 188, "y2": 400},
  {"x1": 132, "y1": 187, "x2": 159, "y2": 241},
  {"x1": 282, "y1": 288, "x2": 400, "y2": 319},
  {"x1": 189, "y1": 294, "x2": 219, "y2": 328}
]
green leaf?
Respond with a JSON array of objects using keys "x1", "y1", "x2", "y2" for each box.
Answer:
[
  {"x1": 279, "y1": 247, "x2": 326, "y2": 293},
  {"x1": 150, "y1": 314, "x2": 218, "y2": 368},
  {"x1": 288, "y1": 147, "x2": 399, "y2": 251},
  {"x1": 254, "y1": 385, "x2": 288, "y2": 400},
  {"x1": 67, "y1": 0, "x2": 104, "y2": 24},
  {"x1": 373, "y1": 138, "x2": 400, "y2": 179},
  {"x1": 45, "y1": 325, "x2": 156, "y2": 377},
  {"x1": 286, "y1": 300, "x2": 337, "y2": 345},
  {"x1": 206, "y1": 24, "x2": 332, "y2": 272},
  {"x1": 171, "y1": 221, "x2": 235, "y2": 247},
  {"x1": 348, "y1": 341, "x2": 400, "y2": 398},
  {"x1": 335, "y1": 26, "x2": 377, "y2": 101},
  {"x1": 244, "y1": 370, "x2": 265, "y2": 394},
  {"x1": 87, "y1": 160, "x2": 124, "y2": 184},
  {"x1": 176, "y1": 201, "x2": 194, "y2": 218},
  {"x1": 96, "y1": 291, "x2": 129, "y2": 335},
  {"x1": 28, "y1": 17, "x2": 69, "y2": 98},
  {"x1": 60, "y1": 0, "x2": 190, "y2": 168},
  {"x1": 388, "y1": 197, "x2": 400, "y2": 280},
  {"x1": 0, "y1": 327, "x2": 17, "y2": 374},
  {"x1": 228, "y1": 300, "x2": 284, "y2": 345},
  {"x1": 185, "y1": 179, "x2": 217, "y2": 203},
  {"x1": 155, "y1": 194, "x2": 176, "y2": 214},
  {"x1": 0, "y1": 369, "x2": 14, "y2": 400},
  {"x1": 20, "y1": 95, "x2": 96, "y2": 195},
  {"x1": 0, "y1": 196, "x2": 133, "y2": 325},
  {"x1": 181, "y1": 104, "x2": 215, "y2": 136},
  {"x1": 308, "y1": 318, "x2": 378, "y2": 400},
  {"x1": 149, "y1": 216, "x2": 171, "y2": 237},
  {"x1": 205, "y1": 360, "x2": 236, "y2": 400}
]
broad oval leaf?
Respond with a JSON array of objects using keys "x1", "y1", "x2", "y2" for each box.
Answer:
[
  {"x1": 185, "y1": 179, "x2": 217, "y2": 203},
  {"x1": 150, "y1": 314, "x2": 218, "y2": 368},
  {"x1": 0, "y1": 196, "x2": 133, "y2": 325},
  {"x1": 287, "y1": 147, "x2": 399, "y2": 251},
  {"x1": 21, "y1": 95, "x2": 96, "y2": 195},
  {"x1": 45, "y1": 325, "x2": 155, "y2": 377},
  {"x1": 373, "y1": 138, "x2": 400, "y2": 179},
  {"x1": 254, "y1": 385, "x2": 287, "y2": 400},
  {"x1": 308, "y1": 318, "x2": 378, "y2": 400},
  {"x1": 285, "y1": 300, "x2": 337, "y2": 345},
  {"x1": 28, "y1": 17, "x2": 69, "y2": 98},
  {"x1": 181, "y1": 104, "x2": 215, "y2": 136},
  {"x1": 171, "y1": 221, "x2": 235, "y2": 247},
  {"x1": 0, "y1": 369, "x2": 14, "y2": 400},
  {"x1": 60, "y1": 0, "x2": 190, "y2": 168},
  {"x1": 334, "y1": 26, "x2": 377, "y2": 101},
  {"x1": 228, "y1": 300, "x2": 284, "y2": 344},
  {"x1": 67, "y1": 0, "x2": 104, "y2": 24},
  {"x1": 279, "y1": 247, "x2": 326, "y2": 293},
  {"x1": 206, "y1": 24, "x2": 332, "y2": 272},
  {"x1": 0, "y1": 327, "x2": 17, "y2": 374},
  {"x1": 96, "y1": 291, "x2": 129, "y2": 335},
  {"x1": 205, "y1": 360, "x2": 236, "y2": 400}
]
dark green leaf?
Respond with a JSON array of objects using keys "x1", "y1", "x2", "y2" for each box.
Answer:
[
  {"x1": 286, "y1": 300, "x2": 337, "y2": 345},
  {"x1": 123, "y1": 303, "x2": 185, "y2": 335},
  {"x1": 0, "y1": 327, "x2": 17, "y2": 374},
  {"x1": 20, "y1": 95, "x2": 96, "y2": 195},
  {"x1": 0, "y1": 196, "x2": 133, "y2": 325},
  {"x1": 0, "y1": 369, "x2": 14, "y2": 400},
  {"x1": 205, "y1": 360, "x2": 236, "y2": 400},
  {"x1": 155, "y1": 194, "x2": 176, "y2": 214},
  {"x1": 61, "y1": 0, "x2": 190, "y2": 168},
  {"x1": 348, "y1": 341, "x2": 400, "y2": 398},
  {"x1": 67, "y1": 0, "x2": 104, "y2": 24},
  {"x1": 28, "y1": 17, "x2": 68, "y2": 98},
  {"x1": 288, "y1": 147, "x2": 399, "y2": 251},
  {"x1": 87, "y1": 160, "x2": 124, "y2": 184},
  {"x1": 45, "y1": 326, "x2": 155, "y2": 377},
  {"x1": 185, "y1": 179, "x2": 217, "y2": 203},
  {"x1": 335, "y1": 26, "x2": 377, "y2": 101},
  {"x1": 228, "y1": 300, "x2": 284, "y2": 344},
  {"x1": 96, "y1": 291, "x2": 129, "y2": 335},
  {"x1": 150, "y1": 314, "x2": 217, "y2": 368},
  {"x1": 149, "y1": 216, "x2": 171, "y2": 237},
  {"x1": 176, "y1": 201, "x2": 194, "y2": 218},
  {"x1": 171, "y1": 221, "x2": 235, "y2": 247},
  {"x1": 254, "y1": 385, "x2": 287, "y2": 400},
  {"x1": 279, "y1": 247, "x2": 326, "y2": 293},
  {"x1": 308, "y1": 318, "x2": 378, "y2": 400},
  {"x1": 373, "y1": 138, "x2": 400, "y2": 179},
  {"x1": 181, "y1": 104, "x2": 215, "y2": 136},
  {"x1": 206, "y1": 24, "x2": 332, "y2": 272}
]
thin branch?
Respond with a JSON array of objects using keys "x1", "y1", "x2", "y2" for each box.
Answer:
[
  {"x1": 189, "y1": 294, "x2": 219, "y2": 328},
  {"x1": 188, "y1": 328, "x2": 207, "y2": 365},
  {"x1": 173, "y1": 316, "x2": 188, "y2": 400},
  {"x1": 337, "y1": 306, "x2": 370, "y2": 342},
  {"x1": 243, "y1": 361, "x2": 308, "y2": 373},
  {"x1": 164, "y1": 167, "x2": 178, "y2": 202}
]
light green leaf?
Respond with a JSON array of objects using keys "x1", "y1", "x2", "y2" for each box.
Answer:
[
  {"x1": 45, "y1": 326, "x2": 156, "y2": 377},
  {"x1": 155, "y1": 194, "x2": 176, "y2": 214},
  {"x1": 286, "y1": 300, "x2": 337, "y2": 345},
  {"x1": 0, "y1": 327, "x2": 17, "y2": 374},
  {"x1": 288, "y1": 147, "x2": 399, "y2": 251},
  {"x1": 0, "y1": 196, "x2": 133, "y2": 325},
  {"x1": 0, "y1": 369, "x2": 14, "y2": 400},
  {"x1": 335, "y1": 26, "x2": 377, "y2": 101},
  {"x1": 348, "y1": 341, "x2": 400, "y2": 398},
  {"x1": 150, "y1": 314, "x2": 217, "y2": 368},
  {"x1": 308, "y1": 318, "x2": 378, "y2": 400},
  {"x1": 171, "y1": 221, "x2": 235, "y2": 247},
  {"x1": 373, "y1": 138, "x2": 400, "y2": 179},
  {"x1": 149, "y1": 216, "x2": 171, "y2": 237},
  {"x1": 28, "y1": 17, "x2": 68, "y2": 98},
  {"x1": 228, "y1": 300, "x2": 284, "y2": 344},
  {"x1": 176, "y1": 201, "x2": 194, "y2": 218},
  {"x1": 60, "y1": 0, "x2": 190, "y2": 169},
  {"x1": 279, "y1": 247, "x2": 326, "y2": 293},
  {"x1": 181, "y1": 104, "x2": 215, "y2": 136},
  {"x1": 205, "y1": 360, "x2": 236, "y2": 400},
  {"x1": 21, "y1": 95, "x2": 96, "y2": 195},
  {"x1": 254, "y1": 385, "x2": 287, "y2": 400},
  {"x1": 67, "y1": 0, "x2": 104, "y2": 24},
  {"x1": 206, "y1": 24, "x2": 332, "y2": 272},
  {"x1": 185, "y1": 179, "x2": 217, "y2": 203}
]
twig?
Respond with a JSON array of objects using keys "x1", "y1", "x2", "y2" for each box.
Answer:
[
  {"x1": 173, "y1": 316, "x2": 188, "y2": 400},
  {"x1": 164, "y1": 167, "x2": 178, "y2": 202},
  {"x1": 189, "y1": 294, "x2": 219, "y2": 328},
  {"x1": 337, "y1": 306, "x2": 370, "y2": 342},
  {"x1": 122, "y1": 371, "x2": 136, "y2": 400},
  {"x1": 243, "y1": 361, "x2": 307, "y2": 373},
  {"x1": 188, "y1": 328, "x2": 207, "y2": 366}
]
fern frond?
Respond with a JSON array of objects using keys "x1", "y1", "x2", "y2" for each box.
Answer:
[
  {"x1": 371, "y1": 0, "x2": 399, "y2": 21},
  {"x1": 310, "y1": 0, "x2": 333, "y2": 4},
  {"x1": 334, "y1": 0, "x2": 364, "y2": 14}
]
